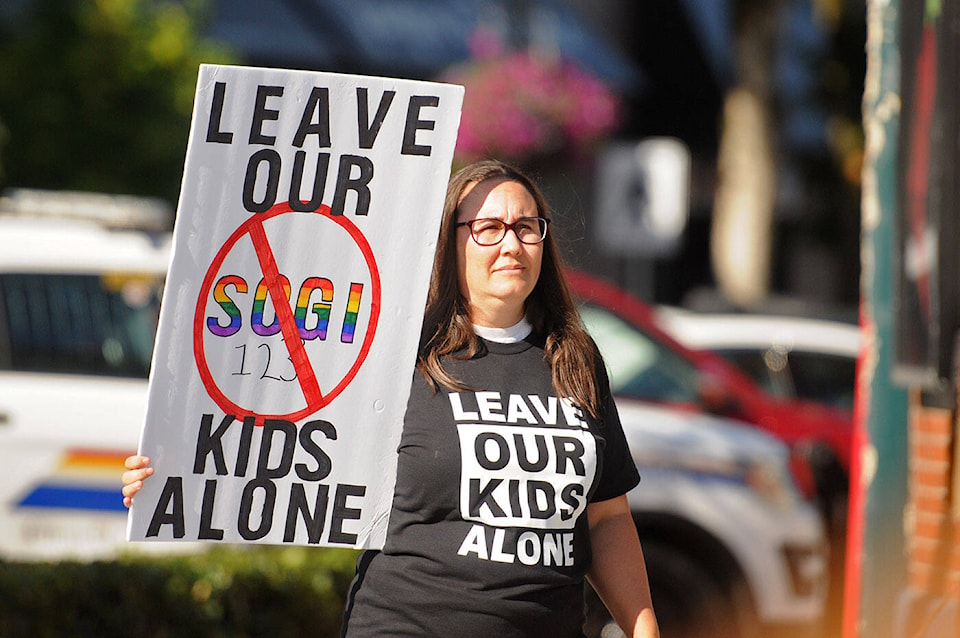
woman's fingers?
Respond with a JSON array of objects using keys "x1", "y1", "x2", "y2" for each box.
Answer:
[
  {"x1": 121, "y1": 468, "x2": 153, "y2": 489},
  {"x1": 121, "y1": 456, "x2": 154, "y2": 508},
  {"x1": 121, "y1": 479, "x2": 140, "y2": 508},
  {"x1": 122, "y1": 466, "x2": 154, "y2": 487},
  {"x1": 124, "y1": 455, "x2": 150, "y2": 470}
]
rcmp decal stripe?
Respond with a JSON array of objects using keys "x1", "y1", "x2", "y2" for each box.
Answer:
[{"x1": 16, "y1": 449, "x2": 130, "y2": 513}]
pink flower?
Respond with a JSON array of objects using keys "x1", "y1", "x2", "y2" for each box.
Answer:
[{"x1": 440, "y1": 48, "x2": 621, "y2": 164}]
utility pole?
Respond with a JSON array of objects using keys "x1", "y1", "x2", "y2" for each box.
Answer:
[{"x1": 844, "y1": 1, "x2": 910, "y2": 636}]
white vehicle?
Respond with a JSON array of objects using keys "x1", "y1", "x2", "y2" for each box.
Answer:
[
  {"x1": 656, "y1": 307, "x2": 861, "y2": 411},
  {"x1": 597, "y1": 402, "x2": 827, "y2": 638},
  {"x1": 0, "y1": 190, "x2": 172, "y2": 560},
  {"x1": 652, "y1": 308, "x2": 855, "y2": 636},
  {"x1": 582, "y1": 311, "x2": 828, "y2": 638}
]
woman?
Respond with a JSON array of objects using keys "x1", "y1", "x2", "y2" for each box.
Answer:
[{"x1": 123, "y1": 160, "x2": 659, "y2": 637}]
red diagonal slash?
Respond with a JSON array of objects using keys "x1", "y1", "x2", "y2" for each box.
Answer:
[
  {"x1": 247, "y1": 218, "x2": 323, "y2": 406},
  {"x1": 194, "y1": 201, "x2": 380, "y2": 422}
]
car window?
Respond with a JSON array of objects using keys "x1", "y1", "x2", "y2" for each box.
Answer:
[
  {"x1": 0, "y1": 273, "x2": 162, "y2": 377},
  {"x1": 578, "y1": 303, "x2": 701, "y2": 403},
  {"x1": 718, "y1": 349, "x2": 792, "y2": 398},
  {"x1": 787, "y1": 351, "x2": 856, "y2": 410},
  {"x1": 718, "y1": 347, "x2": 855, "y2": 410}
]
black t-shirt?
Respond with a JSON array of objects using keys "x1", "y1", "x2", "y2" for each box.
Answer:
[{"x1": 342, "y1": 334, "x2": 640, "y2": 637}]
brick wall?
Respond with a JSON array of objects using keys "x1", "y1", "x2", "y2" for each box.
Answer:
[{"x1": 901, "y1": 389, "x2": 959, "y2": 635}]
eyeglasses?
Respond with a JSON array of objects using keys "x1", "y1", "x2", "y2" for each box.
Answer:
[{"x1": 456, "y1": 217, "x2": 551, "y2": 246}]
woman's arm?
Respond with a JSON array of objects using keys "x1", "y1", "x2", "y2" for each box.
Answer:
[{"x1": 586, "y1": 495, "x2": 660, "y2": 638}]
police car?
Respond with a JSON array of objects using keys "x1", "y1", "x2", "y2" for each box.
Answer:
[
  {"x1": 0, "y1": 189, "x2": 171, "y2": 560},
  {"x1": 577, "y1": 301, "x2": 827, "y2": 637},
  {"x1": 594, "y1": 402, "x2": 827, "y2": 638}
]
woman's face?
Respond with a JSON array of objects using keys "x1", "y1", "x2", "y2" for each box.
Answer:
[{"x1": 455, "y1": 177, "x2": 543, "y2": 327}]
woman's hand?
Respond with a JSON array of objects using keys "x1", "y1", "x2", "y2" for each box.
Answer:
[{"x1": 121, "y1": 455, "x2": 154, "y2": 508}]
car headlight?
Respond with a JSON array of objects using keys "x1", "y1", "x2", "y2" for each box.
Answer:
[
  {"x1": 741, "y1": 457, "x2": 799, "y2": 508},
  {"x1": 634, "y1": 451, "x2": 800, "y2": 508}
]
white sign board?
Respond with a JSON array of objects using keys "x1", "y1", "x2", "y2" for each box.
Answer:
[
  {"x1": 127, "y1": 64, "x2": 463, "y2": 550},
  {"x1": 595, "y1": 138, "x2": 691, "y2": 257}
]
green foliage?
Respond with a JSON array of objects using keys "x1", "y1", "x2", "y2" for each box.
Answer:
[
  {"x1": 0, "y1": 546, "x2": 360, "y2": 638},
  {"x1": 0, "y1": 0, "x2": 237, "y2": 205}
]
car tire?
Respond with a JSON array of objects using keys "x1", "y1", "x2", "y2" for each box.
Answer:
[
  {"x1": 644, "y1": 541, "x2": 747, "y2": 638},
  {"x1": 583, "y1": 540, "x2": 751, "y2": 638}
]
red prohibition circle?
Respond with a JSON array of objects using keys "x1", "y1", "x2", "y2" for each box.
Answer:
[{"x1": 193, "y1": 202, "x2": 381, "y2": 423}]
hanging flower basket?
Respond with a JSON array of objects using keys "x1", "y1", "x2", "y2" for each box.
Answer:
[{"x1": 441, "y1": 50, "x2": 621, "y2": 165}]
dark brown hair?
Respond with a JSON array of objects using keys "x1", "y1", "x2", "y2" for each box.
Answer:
[{"x1": 416, "y1": 159, "x2": 603, "y2": 418}]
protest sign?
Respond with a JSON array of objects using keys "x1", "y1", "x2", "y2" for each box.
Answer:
[{"x1": 127, "y1": 64, "x2": 463, "y2": 549}]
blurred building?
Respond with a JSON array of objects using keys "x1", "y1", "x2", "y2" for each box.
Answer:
[
  {"x1": 203, "y1": 0, "x2": 863, "y2": 315},
  {"x1": 569, "y1": 1, "x2": 864, "y2": 315}
]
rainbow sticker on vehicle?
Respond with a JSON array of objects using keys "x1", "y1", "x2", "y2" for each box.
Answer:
[{"x1": 16, "y1": 449, "x2": 129, "y2": 513}]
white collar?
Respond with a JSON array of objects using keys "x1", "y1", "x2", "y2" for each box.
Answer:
[{"x1": 472, "y1": 317, "x2": 533, "y2": 343}]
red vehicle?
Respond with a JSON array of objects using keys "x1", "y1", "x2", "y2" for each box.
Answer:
[{"x1": 565, "y1": 269, "x2": 851, "y2": 532}]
